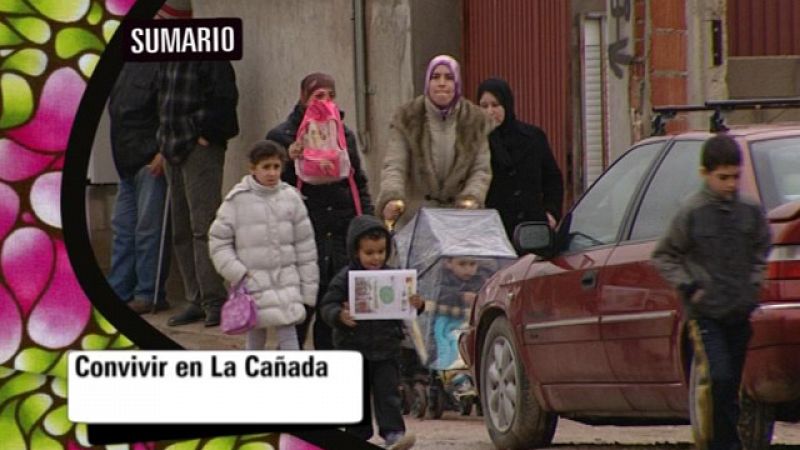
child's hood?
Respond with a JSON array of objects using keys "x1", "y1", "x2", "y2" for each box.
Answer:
[{"x1": 345, "y1": 215, "x2": 392, "y2": 262}]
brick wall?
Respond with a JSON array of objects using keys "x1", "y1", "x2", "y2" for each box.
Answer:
[{"x1": 648, "y1": 0, "x2": 689, "y2": 134}]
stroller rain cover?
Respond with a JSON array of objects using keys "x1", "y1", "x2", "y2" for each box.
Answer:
[{"x1": 394, "y1": 208, "x2": 517, "y2": 370}]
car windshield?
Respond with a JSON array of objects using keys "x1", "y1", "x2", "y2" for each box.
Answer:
[{"x1": 750, "y1": 137, "x2": 800, "y2": 210}]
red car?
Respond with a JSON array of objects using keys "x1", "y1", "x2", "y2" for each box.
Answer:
[{"x1": 460, "y1": 124, "x2": 800, "y2": 450}]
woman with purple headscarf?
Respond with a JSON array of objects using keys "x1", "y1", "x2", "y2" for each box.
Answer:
[{"x1": 378, "y1": 55, "x2": 492, "y2": 229}]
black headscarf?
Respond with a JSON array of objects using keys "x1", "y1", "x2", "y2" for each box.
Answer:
[{"x1": 477, "y1": 77, "x2": 520, "y2": 168}]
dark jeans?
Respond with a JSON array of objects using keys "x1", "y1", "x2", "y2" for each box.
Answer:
[
  {"x1": 345, "y1": 358, "x2": 406, "y2": 442},
  {"x1": 689, "y1": 317, "x2": 752, "y2": 450},
  {"x1": 164, "y1": 142, "x2": 227, "y2": 312},
  {"x1": 107, "y1": 165, "x2": 170, "y2": 303}
]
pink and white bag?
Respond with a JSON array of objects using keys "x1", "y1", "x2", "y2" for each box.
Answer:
[{"x1": 295, "y1": 99, "x2": 351, "y2": 184}]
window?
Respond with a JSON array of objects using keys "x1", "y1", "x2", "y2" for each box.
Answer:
[
  {"x1": 750, "y1": 137, "x2": 800, "y2": 210},
  {"x1": 565, "y1": 142, "x2": 663, "y2": 252},
  {"x1": 630, "y1": 141, "x2": 703, "y2": 241}
]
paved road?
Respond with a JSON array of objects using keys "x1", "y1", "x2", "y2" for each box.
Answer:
[
  {"x1": 141, "y1": 309, "x2": 800, "y2": 450},
  {"x1": 402, "y1": 411, "x2": 800, "y2": 450}
]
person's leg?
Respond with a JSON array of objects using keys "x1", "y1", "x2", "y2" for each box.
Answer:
[
  {"x1": 345, "y1": 359, "x2": 374, "y2": 441},
  {"x1": 276, "y1": 325, "x2": 300, "y2": 350},
  {"x1": 245, "y1": 328, "x2": 267, "y2": 350},
  {"x1": 433, "y1": 315, "x2": 456, "y2": 368},
  {"x1": 131, "y1": 165, "x2": 170, "y2": 307},
  {"x1": 181, "y1": 142, "x2": 227, "y2": 326},
  {"x1": 296, "y1": 304, "x2": 314, "y2": 349},
  {"x1": 727, "y1": 319, "x2": 753, "y2": 447},
  {"x1": 312, "y1": 282, "x2": 335, "y2": 350},
  {"x1": 690, "y1": 318, "x2": 740, "y2": 450},
  {"x1": 107, "y1": 176, "x2": 137, "y2": 302},
  {"x1": 165, "y1": 160, "x2": 204, "y2": 326},
  {"x1": 372, "y1": 358, "x2": 413, "y2": 448}
]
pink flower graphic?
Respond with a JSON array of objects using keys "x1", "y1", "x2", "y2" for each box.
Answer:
[
  {"x1": 0, "y1": 139, "x2": 57, "y2": 182},
  {"x1": 280, "y1": 433, "x2": 326, "y2": 450},
  {"x1": 6, "y1": 68, "x2": 86, "y2": 153},
  {"x1": 27, "y1": 239, "x2": 92, "y2": 349}
]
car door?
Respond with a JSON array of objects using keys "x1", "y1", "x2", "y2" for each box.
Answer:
[
  {"x1": 522, "y1": 142, "x2": 664, "y2": 412},
  {"x1": 600, "y1": 140, "x2": 703, "y2": 412}
]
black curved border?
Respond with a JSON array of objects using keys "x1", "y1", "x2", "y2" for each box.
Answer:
[{"x1": 61, "y1": 0, "x2": 373, "y2": 447}]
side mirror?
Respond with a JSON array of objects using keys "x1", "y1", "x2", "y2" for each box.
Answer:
[{"x1": 513, "y1": 221, "x2": 554, "y2": 257}]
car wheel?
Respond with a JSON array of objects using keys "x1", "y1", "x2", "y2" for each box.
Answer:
[
  {"x1": 480, "y1": 317, "x2": 557, "y2": 449},
  {"x1": 738, "y1": 390, "x2": 775, "y2": 450}
]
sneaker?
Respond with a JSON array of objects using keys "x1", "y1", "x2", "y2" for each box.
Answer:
[
  {"x1": 167, "y1": 304, "x2": 205, "y2": 326},
  {"x1": 203, "y1": 307, "x2": 221, "y2": 327},
  {"x1": 384, "y1": 432, "x2": 415, "y2": 450}
]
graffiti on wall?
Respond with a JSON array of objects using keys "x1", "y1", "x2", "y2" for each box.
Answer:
[{"x1": 608, "y1": 0, "x2": 634, "y2": 78}]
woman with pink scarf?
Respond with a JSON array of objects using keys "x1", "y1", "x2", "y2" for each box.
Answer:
[{"x1": 377, "y1": 55, "x2": 493, "y2": 230}]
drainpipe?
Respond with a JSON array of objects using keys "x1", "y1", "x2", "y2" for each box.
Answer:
[{"x1": 353, "y1": 0, "x2": 370, "y2": 154}]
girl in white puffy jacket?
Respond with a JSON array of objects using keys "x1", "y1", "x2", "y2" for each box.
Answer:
[{"x1": 209, "y1": 140, "x2": 318, "y2": 350}]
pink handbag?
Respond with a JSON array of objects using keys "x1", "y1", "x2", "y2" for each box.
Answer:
[{"x1": 221, "y1": 281, "x2": 257, "y2": 335}]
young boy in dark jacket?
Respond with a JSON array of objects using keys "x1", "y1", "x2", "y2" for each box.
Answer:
[
  {"x1": 320, "y1": 215, "x2": 422, "y2": 450},
  {"x1": 652, "y1": 134, "x2": 770, "y2": 450}
]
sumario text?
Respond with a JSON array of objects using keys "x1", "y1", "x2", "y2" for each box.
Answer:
[{"x1": 122, "y1": 18, "x2": 242, "y2": 61}]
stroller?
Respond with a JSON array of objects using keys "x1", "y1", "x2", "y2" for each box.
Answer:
[{"x1": 394, "y1": 208, "x2": 517, "y2": 419}]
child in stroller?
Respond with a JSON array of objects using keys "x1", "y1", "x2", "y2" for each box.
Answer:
[{"x1": 393, "y1": 208, "x2": 516, "y2": 419}]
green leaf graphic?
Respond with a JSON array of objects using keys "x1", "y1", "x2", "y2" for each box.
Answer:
[
  {"x1": 42, "y1": 405, "x2": 70, "y2": 436},
  {"x1": 18, "y1": 393, "x2": 52, "y2": 435},
  {"x1": 74, "y1": 423, "x2": 91, "y2": 447},
  {"x1": 30, "y1": 0, "x2": 90, "y2": 23},
  {"x1": 78, "y1": 53, "x2": 99, "y2": 78},
  {"x1": 239, "y1": 443, "x2": 274, "y2": 450},
  {"x1": 92, "y1": 309, "x2": 117, "y2": 335},
  {"x1": 46, "y1": 354, "x2": 68, "y2": 381},
  {"x1": 1, "y1": 49, "x2": 47, "y2": 76},
  {"x1": 49, "y1": 378, "x2": 66, "y2": 400},
  {"x1": 31, "y1": 424, "x2": 62, "y2": 450},
  {"x1": 0, "y1": 367, "x2": 14, "y2": 379},
  {"x1": 87, "y1": 1, "x2": 103, "y2": 25},
  {"x1": 110, "y1": 334, "x2": 134, "y2": 349},
  {"x1": 6, "y1": 17, "x2": 51, "y2": 44},
  {"x1": 14, "y1": 348, "x2": 59, "y2": 374},
  {"x1": 55, "y1": 28, "x2": 103, "y2": 59},
  {"x1": 202, "y1": 436, "x2": 237, "y2": 450},
  {"x1": 165, "y1": 439, "x2": 201, "y2": 450},
  {"x1": 80, "y1": 334, "x2": 110, "y2": 350},
  {"x1": 0, "y1": 0, "x2": 34, "y2": 14},
  {"x1": 0, "y1": 372, "x2": 46, "y2": 404},
  {"x1": 0, "y1": 21, "x2": 25, "y2": 46},
  {"x1": 0, "y1": 399, "x2": 25, "y2": 450},
  {"x1": 0, "y1": 73, "x2": 34, "y2": 128},
  {"x1": 102, "y1": 19, "x2": 120, "y2": 43}
]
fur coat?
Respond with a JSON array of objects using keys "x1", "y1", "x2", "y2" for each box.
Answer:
[{"x1": 377, "y1": 96, "x2": 492, "y2": 229}]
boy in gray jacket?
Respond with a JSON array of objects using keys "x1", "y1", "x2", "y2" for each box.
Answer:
[{"x1": 652, "y1": 134, "x2": 770, "y2": 450}]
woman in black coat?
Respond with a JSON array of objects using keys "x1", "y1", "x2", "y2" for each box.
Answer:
[
  {"x1": 477, "y1": 78, "x2": 564, "y2": 241},
  {"x1": 265, "y1": 72, "x2": 374, "y2": 350}
]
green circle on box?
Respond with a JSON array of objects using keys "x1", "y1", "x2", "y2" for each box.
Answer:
[{"x1": 379, "y1": 286, "x2": 395, "y2": 304}]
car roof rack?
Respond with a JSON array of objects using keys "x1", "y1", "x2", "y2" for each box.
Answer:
[{"x1": 651, "y1": 97, "x2": 800, "y2": 136}]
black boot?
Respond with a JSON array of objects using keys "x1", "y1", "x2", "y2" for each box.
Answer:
[
  {"x1": 167, "y1": 303, "x2": 205, "y2": 326},
  {"x1": 204, "y1": 306, "x2": 221, "y2": 327}
]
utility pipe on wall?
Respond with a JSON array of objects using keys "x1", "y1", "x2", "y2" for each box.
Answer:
[{"x1": 352, "y1": 0, "x2": 370, "y2": 153}]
